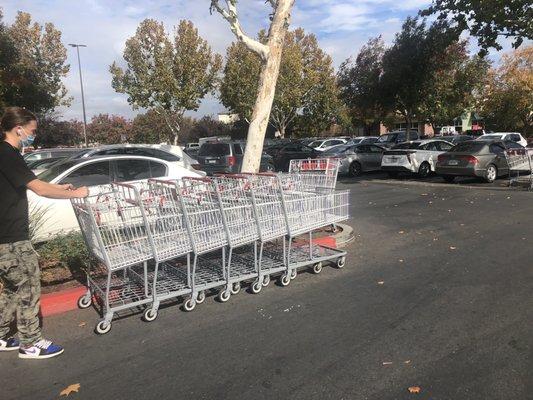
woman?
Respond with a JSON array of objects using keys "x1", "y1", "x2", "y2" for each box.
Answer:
[{"x1": 0, "y1": 107, "x2": 88, "y2": 359}]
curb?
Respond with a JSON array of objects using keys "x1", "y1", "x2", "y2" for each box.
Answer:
[{"x1": 40, "y1": 227, "x2": 355, "y2": 317}]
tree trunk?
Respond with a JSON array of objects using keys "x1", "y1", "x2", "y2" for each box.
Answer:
[{"x1": 241, "y1": 0, "x2": 294, "y2": 173}]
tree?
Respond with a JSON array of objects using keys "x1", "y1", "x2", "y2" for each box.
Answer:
[
  {"x1": 0, "y1": 10, "x2": 70, "y2": 114},
  {"x1": 379, "y1": 18, "x2": 460, "y2": 136},
  {"x1": 422, "y1": 0, "x2": 532, "y2": 53},
  {"x1": 86, "y1": 114, "x2": 131, "y2": 145},
  {"x1": 34, "y1": 116, "x2": 82, "y2": 148},
  {"x1": 221, "y1": 28, "x2": 340, "y2": 138},
  {"x1": 482, "y1": 45, "x2": 532, "y2": 135},
  {"x1": 110, "y1": 19, "x2": 222, "y2": 145},
  {"x1": 420, "y1": 41, "x2": 490, "y2": 129},
  {"x1": 338, "y1": 37, "x2": 386, "y2": 134},
  {"x1": 211, "y1": 0, "x2": 295, "y2": 172}
]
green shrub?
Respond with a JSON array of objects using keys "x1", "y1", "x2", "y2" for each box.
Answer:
[{"x1": 36, "y1": 232, "x2": 93, "y2": 286}]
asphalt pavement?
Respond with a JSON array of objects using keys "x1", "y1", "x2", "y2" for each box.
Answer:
[{"x1": 2, "y1": 179, "x2": 532, "y2": 400}]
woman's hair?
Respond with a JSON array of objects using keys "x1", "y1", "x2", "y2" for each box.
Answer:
[{"x1": 0, "y1": 107, "x2": 37, "y2": 140}]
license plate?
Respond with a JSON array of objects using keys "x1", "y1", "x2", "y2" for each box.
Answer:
[
  {"x1": 448, "y1": 160, "x2": 458, "y2": 166},
  {"x1": 207, "y1": 159, "x2": 217, "y2": 164}
]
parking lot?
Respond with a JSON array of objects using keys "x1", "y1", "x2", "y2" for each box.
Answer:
[{"x1": 2, "y1": 180, "x2": 532, "y2": 400}]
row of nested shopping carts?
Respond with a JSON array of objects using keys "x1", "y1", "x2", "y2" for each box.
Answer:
[{"x1": 72, "y1": 159, "x2": 350, "y2": 334}]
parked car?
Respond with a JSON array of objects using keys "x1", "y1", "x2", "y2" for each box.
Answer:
[
  {"x1": 271, "y1": 142, "x2": 319, "y2": 171},
  {"x1": 477, "y1": 132, "x2": 528, "y2": 147},
  {"x1": 439, "y1": 126, "x2": 457, "y2": 135},
  {"x1": 376, "y1": 131, "x2": 420, "y2": 148},
  {"x1": 381, "y1": 139, "x2": 454, "y2": 178},
  {"x1": 346, "y1": 136, "x2": 379, "y2": 145},
  {"x1": 67, "y1": 143, "x2": 202, "y2": 175},
  {"x1": 435, "y1": 140, "x2": 517, "y2": 183},
  {"x1": 440, "y1": 135, "x2": 474, "y2": 145},
  {"x1": 308, "y1": 138, "x2": 347, "y2": 152},
  {"x1": 23, "y1": 148, "x2": 84, "y2": 164},
  {"x1": 321, "y1": 143, "x2": 386, "y2": 176},
  {"x1": 30, "y1": 155, "x2": 202, "y2": 242},
  {"x1": 195, "y1": 141, "x2": 275, "y2": 175},
  {"x1": 28, "y1": 156, "x2": 68, "y2": 175}
]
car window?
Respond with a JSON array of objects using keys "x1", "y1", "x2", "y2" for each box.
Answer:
[
  {"x1": 369, "y1": 145, "x2": 383, "y2": 153},
  {"x1": 233, "y1": 144, "x2": 243, "y2": 155},
  {"x1": 424, "y1": 142, "x2": 439, "y2": 151},
  {"x1": 123, "y1": 147, "x2": 180, "y2": 162},
  {"x1": 283, "y1": 144, "x2": 300, "y2": 152},
  {"x1": 60, "y1": 161, "x2": 111, "y2": 186},
  {"x1": 149, "y1": 161, "x2": 167, "y2": 178},
  {"x1": 450, "y1": 142, "x2": 485, "y2": 152},
  {"x1": 356, "y1": 145, "x2": 370, "y2": 153},
  {"x1": 508, "y1": 134, "x2": 521, "y2": 142},
  {"x1": 489, "y1": 143, "x2": 505, "y2": 155},
  {"x1": 393, "y1": 142, "x2": 421, "y2": 150},
  {"x1": 198, "y1": 143, "x2": 231, "y2": 157},
  {"x1": 94, "y1": 149, "x2": 123, "y2": 156},
  {"x1": 437, "y1": 142, "x2": 453, "y2": 151},
  {"x1": 329, "y1": 140, "x2": 344, "y2": 146},
  {"x1": 114, "y1": 159, "x2": 151, "y2": 182}
]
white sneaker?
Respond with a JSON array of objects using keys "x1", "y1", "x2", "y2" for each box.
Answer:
[
  {"x1": 18, "y1": 339, "x2": 64, "y2": 359},
  {"x1": 0, "y1": 337, "x2": 20, "y2": 351}
]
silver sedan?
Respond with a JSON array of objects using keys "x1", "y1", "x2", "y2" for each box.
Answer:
[{"x1": 321, "y1": 144, "x2": 386, "y2": 176}]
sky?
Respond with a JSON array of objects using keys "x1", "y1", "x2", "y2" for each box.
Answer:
[{"x1": 1, "y1": 0, "x2": 515, "y2": 121}]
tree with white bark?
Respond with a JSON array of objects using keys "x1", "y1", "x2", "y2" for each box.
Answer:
[
  {"x1": 211, "y1": 0, "x2": 295, "y2": 172},
  {"x1": 110, "y1": 19, "x2": 222, "y2": 145}
]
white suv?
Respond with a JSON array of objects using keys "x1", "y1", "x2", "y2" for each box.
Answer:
[{"x1": 478, "y1": 133, "x2": 527, "y2": 147}]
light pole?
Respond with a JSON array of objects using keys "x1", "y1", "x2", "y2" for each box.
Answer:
[{"x1": 69, "y1": 43, "x2": 88, "y2": 147}]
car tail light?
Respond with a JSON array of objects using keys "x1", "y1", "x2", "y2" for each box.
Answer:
[
  {"x1": 462, "y1": 155, "x2": 478, "y2": 165},
  {"x1": 437, "y1": 154, "x2": 448, "y2": 164},
  {"x1": 228, "y1": 156, "x2": 236, "y2": 166}
]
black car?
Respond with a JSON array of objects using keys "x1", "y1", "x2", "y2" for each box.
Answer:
[
  {"x1": 196, "y1": 141, "x2": 275, "y2": 175},
  {"x1": 270, "y1": 142, "x2": 319, "y2": 171},
  {"x1": 376, "y1": 131, "x2": 420, "y2": 148}
]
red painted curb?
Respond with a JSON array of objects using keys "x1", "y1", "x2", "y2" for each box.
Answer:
[
  {"x1": 39, "y1": 235, "x2": 339, "y2": 317},
  {"x1": 41, "y1": 286, "x2": 86, "y2": 317}
]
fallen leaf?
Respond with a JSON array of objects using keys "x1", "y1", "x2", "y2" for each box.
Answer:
[
  {"x1": 60, "y1": 383, "x2": 80, "y2": 397},
  {"x1": 399, "y1": 259, "x2": 404, "y2": 263},
  {"x1": 398, "y1": 230, "x2": 405, "y2": 234},
  {"x1": 377, "y1": 281, "x2": 385, "y2": 285},
  {"x1": 420, "y1": 193, "x2": 428, "y2": 196},
  {"x1": 408, "y1": 386, "x2": 421, "y2": 394},
  {"x1": 449, "y1": 246, "x2": 457, "y2": 250},
  {"x1": 78, "y1": 322, "x2": 86, "y2": 327},
  {"x1": 382, "y1": 361, "x2": 393, "y2": 365},
  {"x1": 404, "y1": 360, "x2": 411, "y2": 364}
]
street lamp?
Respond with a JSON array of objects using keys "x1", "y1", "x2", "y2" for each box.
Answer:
[{"x1": 68, "y1": 43, "x2": 88, "y2": 147}]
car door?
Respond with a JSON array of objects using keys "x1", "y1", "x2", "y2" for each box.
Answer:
[
  {"x1": 489, "y1": 143, "x2": 508, "y2": 174},
  {"x1": 31, "y1": 160, "x2": 113, "y2": 241},
  {"x1": 354, "y1": 145, "x2": 373, "y2": 171},
  {"x1": 233, "y1": 143, "x2": 244, "y2": 170},
  {"x1": 367, "y1": 145, "x2": 385, "y2": 170}
]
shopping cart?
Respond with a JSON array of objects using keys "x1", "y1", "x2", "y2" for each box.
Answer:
[
  {"x1": 71, "y1": 186, "x2": 154, "y2": 334},
  {"x1": 288, "y1": 158, "x2": 340, "y2": 193},
  {"x1": 112, "y1": 181, "x2": 195, "y2": 322}
]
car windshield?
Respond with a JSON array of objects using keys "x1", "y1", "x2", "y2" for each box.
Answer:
[
  {"x1": 377, "y1": 133, "x2": 397, "y2": 143},
  {"x1": 323, "y1": 145, "x2": 351, "y2": 155},
  {"x1": 392, "y1": 142, "x2": 421, "y2": 150},
  {"x1": 308, "y1": 140, "x2": 322, "y2": 148},
  {"x1": 198, "y1": 143, "x2": 231, "y2": 156},
  {"x1": 37, "y1": 159, "x2": 78, "y2": 182},
  {"x1": 450, "y1": 142, "x2": 485, "y2": 152}
]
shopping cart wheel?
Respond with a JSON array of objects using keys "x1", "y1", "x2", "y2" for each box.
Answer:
[
  {"x1": 196, "y1": 291, "x2": 206, "y2": 304},
  {"x1": 95, "y1": 320, "x2": 111, "y2": 335},
  {"x1": 77, "y1": 294, "x2": 92, "y2": 309},
  {"x1": 290, "y1": 269, "x2": 297, "y2": 280},
  {"x1": 218, "y1": 289, "x2": 231, "y2": 303},
  {"x1": 143, "y1": 308, "x2": 158, "y2": 322},
  {"x1": 336, "y1": 256, "x2": 346, "y2": 269},
  {"x1": 251, "y1": 281, "x2": 262, "y2": 294},
  {"x1": 280, "y1": 273, "x2": 291, "y2": 287},
  {"x1": 183, "y1": 298, "x2": 196, "y2": 312},
  {"x1": 312, "y1": 262, "x2": 323, "y2": 274},
  {"x1": 262, "y1": 275, "x2": 271, "y2": 287},
  {"x1": 231, "y1": 282, "x2": 241, "y2": 295}
]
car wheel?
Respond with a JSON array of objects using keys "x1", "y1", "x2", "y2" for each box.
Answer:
[
  {"x1": 443, "y1": 175, "x2": 455, "y2": 183},
  {"x1": 264, "y1": 162, "x2": 275, "y2": 172},
  {"x1": 484, "y1": 164, "x2": 498, "y2": 183},
  {"x1": 349, "y1": 161, "x2": 362, "y2": 177},
  {"x1": 418, "y1": 162, "x2": 431, "y2": 178}
]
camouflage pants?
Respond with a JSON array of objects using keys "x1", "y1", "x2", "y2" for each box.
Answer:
[{"x1": 0, "y1": 240, "x2": 42, "y2": 346}]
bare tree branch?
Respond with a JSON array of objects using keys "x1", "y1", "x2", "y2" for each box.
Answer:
[{"x1": 211, "y1": 0, "x2": 270, "y2": 60}]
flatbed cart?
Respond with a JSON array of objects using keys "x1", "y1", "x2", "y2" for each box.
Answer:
[{"x1": 71, "y1": 187, "x2": 154, "y2": 334}]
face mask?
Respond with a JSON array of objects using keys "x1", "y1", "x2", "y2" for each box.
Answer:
[{"x1": 19, "y1": 128, "x2": 35, "y2": 147}]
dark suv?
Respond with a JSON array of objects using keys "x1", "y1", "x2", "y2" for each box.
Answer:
[
  {"x1": 376, "y1": 131, "x2": 420, "y2": 148},
  {"x1": 196, "y1": 141, "x2": 275, "y2": 175}
]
